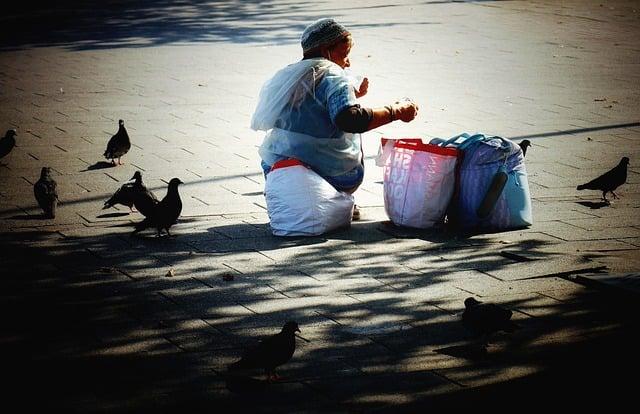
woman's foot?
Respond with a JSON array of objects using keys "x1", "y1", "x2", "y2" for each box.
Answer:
[{"x1": 352, "y1": 204, "x2": 361, "y2": 221}]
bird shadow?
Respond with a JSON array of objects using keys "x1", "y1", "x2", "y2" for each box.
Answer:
[
  {"x1": 96, "y1": 212, "x2": 130, "y2": 218},
  {"x1": 7, "y1": 213, "x2": 51, "y2": 220},
  {"x1": 576, "y1": 201, "x2": 609, "y2": 209},
  {"x1": 81, "y1": 161, "x2": 115, "y2": 172}
]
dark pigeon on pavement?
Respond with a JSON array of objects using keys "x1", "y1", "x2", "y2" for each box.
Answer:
[
  {"x1": 103, "y1": 119, "x2": 131, "y2": 165},
  {"x1": 518, "y1": 139, "x2": 531, "y2": 157},
  {"x1": 462, "y1": 297, "x2": 518, "y2": 346},
  {"x1": 228, "y1": 321, "x2": 300, "y2": 381},
  {"x1": 130, "y1": 170, "x2": 159, "y2": 217},
  {"x1": 34, "y1": 167, "x2": 59, "y2": 218},
  {"x1": 132, "y1": 177, "x2": 183, "y2": 236},
  {"x1": 576, "y1": 157, "x2": 629, "y2": 203},
  {"x1": 0, "y1": 129, "x2": 17, "y2": 162}
]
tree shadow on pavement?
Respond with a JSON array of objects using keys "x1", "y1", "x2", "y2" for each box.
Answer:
[
  {"x1": 1, "y1": 0, "x2": 323, "y2": 51},
  {"x1": 1, "y1": 0, "x2": 474, "y2": 52},
  {"x1": 2, "y1": 215, "x2": 639, "y2": 411}
]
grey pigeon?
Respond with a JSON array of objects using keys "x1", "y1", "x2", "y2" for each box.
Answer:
[
  {"x1": 518, "y1": 139, "x2": 531, "y2": 157},
  {"x1": 228, "y1": 321, "x2": 300, "y2": 381},
  {"x1": 103, "y1": 178, "x2": 136, "y2": 212},
  {"x1": 576, "y1": 157, "x2": 629, "y2": 203},
  {"x1": 0, "y1": 129, "x2": 17, "y2": 161},
  {"x1": 462, "y1": 297, "x2": 518, "y2": 345},
  {"x1": 103, "y1": 119, "x2": 131, "y2": 165},
  {"x1": 130, "y1": 171, "x2": 159, "y2": 217},
  {"x1": 132, "y1": 177, "x2": 183, "y2": 236},
  {"x1": 34, "y1": 167, "x2": 59, "y2": 218}
]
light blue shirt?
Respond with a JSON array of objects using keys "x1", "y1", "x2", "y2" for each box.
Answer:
[
  {"x1": 257, "y1": 59, "x2": 362, "y2": 176},
  {"x1": 273, "y1": 62, "x2": 358, "y2": 138}
]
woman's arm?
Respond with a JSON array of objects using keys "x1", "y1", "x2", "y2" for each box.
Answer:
[{"x1": 335, "y1": 101, "x2": 419, "y2": 133}]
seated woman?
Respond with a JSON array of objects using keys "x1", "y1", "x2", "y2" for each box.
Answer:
[{"x1": 251, "y1": 18, "x2": 419, "y2": 218}]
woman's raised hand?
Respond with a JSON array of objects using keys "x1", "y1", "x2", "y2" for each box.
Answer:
[
  {"x1": 393, "y1": 99, "x2": 419, "y2": 122},
  {"x1": 355, "y1": 77, "x2": 369, "y2": 98}
]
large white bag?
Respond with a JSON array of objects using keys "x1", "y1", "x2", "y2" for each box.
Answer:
[
  {"x1": 377, "y1": 138, "x2": 459, "y2": 229},
  {"x1": 265, "y1": 159, "x2": 354, "y2": 236}
]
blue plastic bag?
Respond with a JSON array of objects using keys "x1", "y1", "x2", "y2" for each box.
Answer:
[{"x1": 432, "y1": 133, "x2": 533, "y2": 230}]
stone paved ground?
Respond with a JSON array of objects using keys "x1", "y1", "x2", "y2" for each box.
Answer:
[{"x1": 1, "y1": 0, "x2": 639, "y2": 411}]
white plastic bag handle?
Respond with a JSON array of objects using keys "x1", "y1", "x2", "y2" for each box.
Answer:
[{"x1": 375, "y1": 139, "x2": 397, "y2": 167}]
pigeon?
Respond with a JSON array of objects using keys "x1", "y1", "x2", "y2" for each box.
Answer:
[
  {"x1": 518, "y1": 139, "x2": 531, "y2": 157},
  {"x1": 33, "y1": 167, "x2": 59, "y2": 218},
  {"x1": 0, "y1": 129, "x2": 17, "y2": 161},
  {"x1": 130, "y1": 170, "x2": 159, "y2": 217},
  {"x1": 462, "y1": 297, "x2": 518, "y2": 345},
  {"x1": 103, "y1": 178, "x2": 137, "y2": 212},
  {"x1": 576, "y1": 157, "x2": 629, "y2": 203},
  {"x1": 228, "y1": 321, "x2": 300, "y2": 381},
  {"x1": 103, "y1": 119, "x2": 131, "y2": 165},
  {"x1": 132, "y1": 177, "x2": 183, "y2": 236}
]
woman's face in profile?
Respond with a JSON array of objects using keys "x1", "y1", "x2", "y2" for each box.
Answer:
[{"x1": 327, "y1": 36, "x2": 353, "y2": 68}]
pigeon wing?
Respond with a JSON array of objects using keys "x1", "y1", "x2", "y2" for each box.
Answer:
[
  {"x1": 104, "y1": 126, "x2": 131, "y2": 159},
  {"x1": 104, "y1": 183, "x2": 135, "y2": 209},
  {"x1": 230, "y1": 339, "x2": 270, "y2": 370},
  {"x1": 578, "y1": 163, "x2": 625, "y2": 192},
  {"x1": 463, "y1": 303, "x2": 513, "y2": 335},
  {"x1": 133, "y1": 191, "x2": 159, "y2": 217},
  {"x1": 34, "y1": 181, "x2": 49, "y2": 211},
  {"x1": 480, "y1": 303, "x2": 513, "y2": 332},
  {"x1": 155, "y1": 191, "x2": 182, "y2": 230},
  {"x1": 41, "y1": 177, "x2": 58, "y2": 200},
  {"x1": 34, "y1": 179, "x2": 58, "y2": 216},
  {"x1": 230, "y1": 332, "x2": 292, "y2": 371},
  {"x1": 578, "y1": 171, "x2": 611, "y2": 191}
]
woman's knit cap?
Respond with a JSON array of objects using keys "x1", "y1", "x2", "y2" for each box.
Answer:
[{"x1": 301, "y1": 18, "x2": 350, "y2": 53}]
